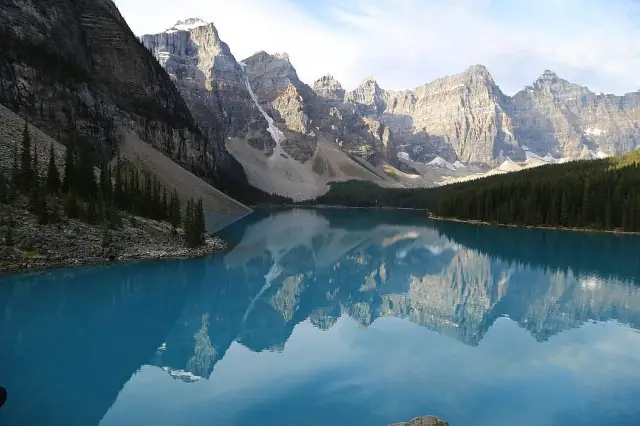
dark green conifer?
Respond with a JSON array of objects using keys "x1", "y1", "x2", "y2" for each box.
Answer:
[
  {"x1": 20, "y1": 121, "x2": 34, "y2": 190},
  {"x1": 46, "y1": 143, "x2": 61, "y2": 193},
  {"x1": 62, "y1": 137, "x2": 75, "y2": 193}
]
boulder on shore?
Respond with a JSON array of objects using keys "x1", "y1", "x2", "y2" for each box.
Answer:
[{"x1": 391, "y1": 416, "x2": 449, "y2": 426}]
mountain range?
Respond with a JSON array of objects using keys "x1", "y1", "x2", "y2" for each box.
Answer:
[
  {"x1": 140, "y1": 17, "x2": 640, "y2": 199},
  {"x1": 2, "y1": 2, "x2": 640, "y2": 205}
]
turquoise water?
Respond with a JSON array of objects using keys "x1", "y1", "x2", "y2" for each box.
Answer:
[{"x1": 1, "y1": 208, "x2": 640, "y2": 426}]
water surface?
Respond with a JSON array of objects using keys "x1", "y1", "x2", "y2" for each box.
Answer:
[{"x1": 1, "y1": 208, "x2": 640, "y2": 426}]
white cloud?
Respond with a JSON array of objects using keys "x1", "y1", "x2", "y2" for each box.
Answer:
[{"x1": 114, "y1": 0, "x2": 640, "y2": 95}]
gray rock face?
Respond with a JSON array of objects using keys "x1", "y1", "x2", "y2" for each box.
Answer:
[
  {"x1": 140, "y1": 21, "x2": 269, "y2": 154},
  {"x1": 390, "y1": 416, "x2": 449, "y2": 426},
  {"x1": 509, "y1": 70, "x2": 640, "y2": 159},
  {"x1": 341, "y1": 65, "x2": 517, "y2": 164},
  {"x1": 242, "y1": 51, "x2": 313, "y2": 139},
  {"x1": 0, "y1": 1, "x2": 239, "y2": 182},
  {"x1": 143, "y1": 24, "x2": 395, "y2": 166},
  {"x1": 341, "y1": 66, "x2": 640, "y2": 165},
  {"x1": 143, "y1": 16, "x2": 640, "y2": 180},
  {"x1": 312, "y1": 75, "x2": 345, "y2": 101}
]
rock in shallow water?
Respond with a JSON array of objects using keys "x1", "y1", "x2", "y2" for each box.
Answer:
[{"x1": 390, "y1": 416, "x2": 449, "y2": 426}]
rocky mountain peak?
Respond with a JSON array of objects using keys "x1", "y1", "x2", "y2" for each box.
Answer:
[
  {"x1": 465, "y1": 64, "x2": 491, "y2": 77},
  {"x1": 312, "y1": 75, "x2": 345, "y2": 101},
  {"x1": 530, "y1": 69, "x2": 585, "y2": 97},
  {"x1": 538, "y1": 69, "x2": 559, "y2": 81},
  {"x1": 246, "y1": 51, "x2": 290, "y2": 64},
  {"x1": 167, "y1": 18, "x2": 210, "y2": 32},
  {"x1": 273, "y1": 52, "x2": 291, "y2": 63},
  {"x1": 360, "y1": 76, "x2": 380, "y2": 88},
  {"x1": 345, "y1": 76, "x2": 386, "y2": 114},
  {"x1": 242, "y1": 51, "x2": 303, "y2": 103},
  {"x1": 460, "y1": 64, "x2": 496, "y2": 87}
]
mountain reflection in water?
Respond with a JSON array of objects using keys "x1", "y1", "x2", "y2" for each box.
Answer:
[{"x1": 1, "y1": 208, "x2": 639, "y2": 426}]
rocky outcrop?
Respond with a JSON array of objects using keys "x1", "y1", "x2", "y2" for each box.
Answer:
[
  {"x1": 509, "y1": 70, "x2": 640, "y2": 159},
  {"x1": 342, "y1": 66, "x2": 640, "y2": 165},
  {"x1": 343, "y1": 65, "x2": 518, "y2": 164},
  {"x1": 141, "y1": 21, "x2": 265, "y2": 143},
  {"x1": 142, "y1": 22, "x2": 398, "y2": 199},
  {"x1": 312, "y1": 75, "x2": 345, "y2": 101},
  {"x1": 391, "y1": 416, "x2": 449, "y2": 426},
  {"x1": 141, "y1": 15, "x2": 640, "y2": 191},
  {"x1": 0, "y1": 197, "x2": 227, "y2": 275},
  {"x1": 142, "y1": 23, "x2": 399, "y2": 166},
  {"x1": 0, "y1": 1, "x2": 247, "y2": 200}
]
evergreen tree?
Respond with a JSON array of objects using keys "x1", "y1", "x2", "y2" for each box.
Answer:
[
  {"x1": 184, "y1": 197, "x2": 206, "y2": 247},
  {"x1": 75, "y1": 141, "x2": 97, "y2": 199},
  {"x1": 161, "y1": 187, "x2": 168, "y2": 220},
  {"x1": 114, "y1": 160, "x2": 123, "y2": 208},
  {"x1": 559, "y1": 192, "x2": 570, "y2": 227},
  {"x1": 62, "y1": 137, "x2": 76, "y2": 193},
  {"x1": 64, "y1": 192, "x2": 80, "y2": 218},
  {"x1": 46, "y1": 143, "x2": 61, "y2": 193},
  {"x1": 85, "y1": 197, "x2": 99, "y2": 224},
  {"x1": 184, "y1": 198, "x2": 193, "y2": 241},
  {"x1": 581, "y1": 179, "x2": 591, "y2": 226},
  {"x1": 32, "y1": 139, "x2": 39, "y2": 185},
  {"x1": 196, "y1": 197, "x2": 206, "y2": 244},
  {"x1": 9, "y1": 139, "x2": 19, "y2": 200},
  {"x1": 35, "y1": 189, "x2": 49, "y2": 225},
  {"x1": 169, "y1": 189, "x2": 181, "y2": 230},
  {"x1": 4, "y1": 224, "x2": 13, "y2": 246},
  {"x1": 0, "y1": 170, "x2": 8, "y2": 204},
  {"x1": 19, "y1": 121, "x2": 34, "y2": 190}
]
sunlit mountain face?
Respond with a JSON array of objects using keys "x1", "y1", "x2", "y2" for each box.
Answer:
[{"x1": 1, "y1": 209, "x2": 639, "y2": 426}]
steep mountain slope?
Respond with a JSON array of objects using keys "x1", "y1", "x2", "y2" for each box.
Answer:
[
  {"x1": 340, "y1": 66, "x2": 518, "y2": 165},
  {"x1": 341, "y1": 67, "x2": 640, "y2": 166},
  {"x1": 142, "y1": 21, "x2": 399, "y2": 199},
  {"x1": 0, "y1": 0, "x2": 249, "y2": 213},
  {"x1": 509, "y1": 70, "x2": 640, "y2": 159}
]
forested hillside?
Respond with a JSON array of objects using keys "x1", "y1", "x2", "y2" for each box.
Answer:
[
  {"x1": 306, "y1": 151, "x2": 640, "y2": 232},
  {"x1": 431, "y1": 152, "x2": 640, "y2": 232}
]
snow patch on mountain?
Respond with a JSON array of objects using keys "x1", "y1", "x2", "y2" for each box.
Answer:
[
  {"x1": 584, "y1": 127, "x2": 606, "y2": 136},
  {"x1": 168, "y1": 18, "x2": 209, "y2": 32},
  {"x1": 239, "y1": 61, "x2": 286, "y2": 158}
]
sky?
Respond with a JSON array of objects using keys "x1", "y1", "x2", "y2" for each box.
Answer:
[{"x1": 113, "y1": 0, "x2": 640, "y2": 95}]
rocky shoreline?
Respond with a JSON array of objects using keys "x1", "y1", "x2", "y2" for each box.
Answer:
[
  {"x1": 0, "y1": 201, "x2": 228, "y2": 276},
  {"x1": 0, "y1": 237, "x2": 227, "y2": 275},
  {"x1": 429, "y1": 215, "x2": 640, "y2": 236},
  {"x1": 391, "y1": 416, "x2": 449, "y2": 426}
]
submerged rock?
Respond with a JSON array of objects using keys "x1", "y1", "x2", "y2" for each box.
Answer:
[{"x1": 390, "y1": 416, "x2": 449, "y2": 426}]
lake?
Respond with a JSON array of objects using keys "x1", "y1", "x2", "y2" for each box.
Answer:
[{"x1": 1, "y1": 208, "x2": 640, "y2": 426}]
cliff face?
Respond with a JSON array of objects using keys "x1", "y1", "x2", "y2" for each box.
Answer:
[
  {"x1": 140, "y1": 22, "x2": 270, "y2": 153},
  {"x1": 337, "y1": 66, "x2": 516, "y2": 164},
  {"x1": 142, "y1": 22, "x2": 398, "y2": 199},
  {"x1": 0, "y1": 0, "x2": 243, "y2": 186},
  {"x1": 339, "y1": 67, "x2": 640, "y2": 165},
  {"x1": 509, "y1": 70, "x2": 640, "y2": 160}
]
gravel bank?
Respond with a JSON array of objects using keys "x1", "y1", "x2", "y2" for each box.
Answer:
[{"x1": 0, "y1": 200, "x2": 227, "y2": 275}]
